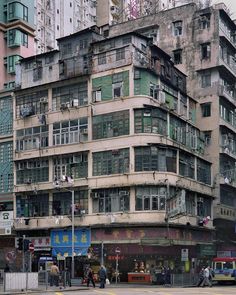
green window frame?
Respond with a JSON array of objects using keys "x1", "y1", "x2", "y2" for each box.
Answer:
[
  {"x1": 135, "y1": 146, "x2": 177, "y2": 173},
  {"x1": 7, "y1": 55, "x2": 22, "y2": 74},
  {"x1": 93, "y1": 110, "x2": 129, "y2": 140},
  {"x1": 93, "y1": 148, "x2": 130, "y2": 176},
  {"x1": 134, "y1": 108, "x2": 167, "y2": 135}
]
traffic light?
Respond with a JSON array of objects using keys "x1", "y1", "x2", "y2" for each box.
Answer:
[
  {"x1": 23, "y1": 239, "x2": 30, "y2": 252},
  {"x1": 16, "y1": 237, "x2": 23, "y2": 250}
]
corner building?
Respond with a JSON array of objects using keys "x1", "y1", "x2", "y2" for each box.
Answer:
[
  {"x1": 109, "y1": 1, "x2": 236, "y2": 261},
  {"x1": 13, "y1": 26, "x2": 214, "y2": 279}
]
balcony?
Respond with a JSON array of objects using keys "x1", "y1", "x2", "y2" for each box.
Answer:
[
  {"x1": 219, "y1": 57, "x2": 236, "y2": 77},
  {"x1": 217, "y1": 83, "x2": 236, "y2": 105},
  {"x1": 213, "y1": 203, "x2": 236, "y2": 221},
  {"x1": 13, "y1": 210, "x2": 212, "y2": 231}
]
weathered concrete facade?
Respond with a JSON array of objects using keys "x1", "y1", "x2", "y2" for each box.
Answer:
[
  {"x1": 12, "y1": 26, "x2": 215, "y2": 275},
  {"x1": 109, "y1": 2, "x2": 236, "y2": 246}
]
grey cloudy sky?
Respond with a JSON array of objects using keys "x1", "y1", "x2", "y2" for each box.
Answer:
[{"x1": 212, "y1": 0, "x2": 236, "y2": 17}]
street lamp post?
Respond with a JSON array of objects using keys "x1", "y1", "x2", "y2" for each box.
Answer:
[{"x1": 71, "y1": 190, "x2": 75, "y2": 279}]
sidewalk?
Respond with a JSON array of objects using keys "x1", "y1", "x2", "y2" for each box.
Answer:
[{"x1": 0, "y1": 282, "x2": 197, "y2": 294}]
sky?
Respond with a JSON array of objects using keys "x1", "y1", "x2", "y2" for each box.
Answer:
[{"x1": 212, "y1": 0, "x2": 236, "y2": 17}]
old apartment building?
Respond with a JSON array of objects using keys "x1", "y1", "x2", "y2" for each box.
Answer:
[
  {"x1": 12, "y1": 25, "x2": 215, "y2": 275},
  {"x1": 109, "y1": 1, "x2": 236, "y2": 252}
]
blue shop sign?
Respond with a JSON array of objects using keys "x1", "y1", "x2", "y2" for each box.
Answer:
[{"x1": 51, "y1": 228, "x2": 91, "y2": 257}]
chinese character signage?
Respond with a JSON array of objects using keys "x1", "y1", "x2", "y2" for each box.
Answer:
[{"x1": 51, "y1": 228, "x2": 91, "y2": 257}]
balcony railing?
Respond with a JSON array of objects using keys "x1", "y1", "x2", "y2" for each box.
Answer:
[{"x1": 214, "y1": 203, "x2": 236, "y2": 221}]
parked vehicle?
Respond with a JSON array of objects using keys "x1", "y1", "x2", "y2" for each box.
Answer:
[{"x1": 212, "y1": 257, "x2": 236, "y2": 284}]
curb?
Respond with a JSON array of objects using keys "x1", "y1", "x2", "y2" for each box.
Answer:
[{"x1": 0, "y1": 287, "x2": 89, "y2": 294}]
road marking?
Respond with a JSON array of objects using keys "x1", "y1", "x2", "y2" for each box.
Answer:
[
  {"x1": 55, "y1": 293, "x2": 64, "y2": 295},
  {"x1": 94, "y1": 290, "x2": 117, "y2": 295}
]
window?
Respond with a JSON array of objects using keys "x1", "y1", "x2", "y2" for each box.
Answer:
[
  {"x1": 79, "y1": 39, "x2": 88, "y2": 49},
  {"x1": 33, "y1": 66, "x2": 42, "y2": 81},
  {"x1": 16, "y1": 194, "x2": 49, "y2": 217},
  {"x1": 135, "y1": 146, "x2": 176, "y2": 173},
  {"x1": 135, "y1": 186, "x2": 166, "y2": 211},
  {"x1": 113, "y1": 82, "x2": 123, "y2": 98},
  {"x1": 141, "y1": 44, "x2": 147, "y2": 52},
  {"x1": 22, "y1": 32, "x2": 28, "y2": 47},
  {"x1": 16, "y1": 90, "x2": 48, "y2": 118},
  {"x1": 201, "y1": 43, "x2": 211, "y2": 59},
  {"x1": 204, "y1": 131, "x2": 212, "y2": 146},
  {"x1": 169, "y1": 115, "x2": 186, "y2": 145},
  {"x1": 0, "y1": 142, "x2": 13, "y2": 193},
  {"x1": 53, "y1": 118, "x2": 88, "y2": 145},
  {"x1": 61, "y1": 43, "x2": 72, "y2": 56},
  {"x1": 98, "y1": 53, "x2": 106, "y2": 65},
  {"x1": 199, "y1": 14, "x2": 211, "y2": 29},
  {"x1": 16, "y1": 158, "x2": 49, "y2": 184},
  {"x1": 92, "y1": 110, "x2": 129, "y2": 139},
  {"x1": 197, "y1": 196, "x2": 211, "y2": 217},
  {"x1": 179, "y1": 151, "x2": 195, "y2": 179},
  {"x1": 53, "y1": 152, "x2": 88, "y2": 180},
  {"x1": 149, "y1": 83, "x2": 159, "y2": 100},
  {"x1": 201, "y1": 71, "x2": 211, "y2": 88},
  {"x1": 173, "y1": 21, "x2": 183, "y2": 36},
  {"x1": 122, "y1": 36, "x2": 131, "y2": 45},
  {"x1": 116, "y1": 48, "x2": 125, "y2": 61},
  {"x1": 173, "y1": 49, "x2": 182, "y2": 64},
  {"x1": 53, "y1": 192, "x2": 71, "y2": 215},
  {"x1": 16, "y1": 125, "x2": 49, "y2": 151},
  {"x1": 197, "y1": 159, "x2": 211, "y2": 185},
  {"x1": 93, "y1": 149, "x2": 130, "y2": 176},
  {"x1": 8, "y1": 2, "x2": 28, "y2": 22},
  {"x1": 52, "y1": 82, "x2": 88, "y2": 110},
  {"x1": 112, "y1": 73, "x2": 123, "y2": 98},
  {"x1": 7, "y1": 55, "x2": 22, "y2": 74},
  {"x1": 92, "y1": 188, "x2": 130, "y2": 213},
  {"x1": 201, "y1": 103, "x2": 211, "y2": 117},
  {"x1": 134, "y1": 108, "x2": 167, "y2": 135}
]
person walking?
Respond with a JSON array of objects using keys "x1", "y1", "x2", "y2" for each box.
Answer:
[
  {"x1": 197, "y1": 267, "x2": 205, "y2": 287},
  {"x1": 86, "y1": 267, "x2": 95, "y2": 288},
  {"x1": 50, "y1": 262, "x2": 60, "y2": 287},
  {"x1": 164, "y1": 267, "x2": 171, "y2": 287},
  {"x1": 62, "y1": 268, "x2": 71, "y2": 287},
  {"x1": 201, "y1": 266, "x2": 212, "y2": 287},
  {"x1": 98, "y1": 265, "x2": 107, "y2": 289}
]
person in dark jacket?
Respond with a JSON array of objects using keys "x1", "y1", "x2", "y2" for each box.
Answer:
[
  {"x1": 4, "y1": 264, "x2": 10, "y2": 273},
  {"x1": 86, "y1": 267, "x2": 95, "y2": 288},
  {"x1": 98, "y1": 265, "x2": 107, "y2": 289}
]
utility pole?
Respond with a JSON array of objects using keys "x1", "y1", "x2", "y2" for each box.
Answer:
[
  {"x1": 22, "y1": 235, "x2": 25, "y2": 272},
  {"x1": 71, "y1": 190, "x2": 75, "y2": 278}
]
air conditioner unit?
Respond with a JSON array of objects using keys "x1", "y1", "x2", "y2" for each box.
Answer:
[
  {"x1": 71, "y1": 98, "x2": 79, "y2": 107},
  {"x1": 24, "y1": 178, "x2": 32, "y2": 185},
  {"x1": 60, "y1": 103, "x2": 69, "y2": 111},
  {"x1": 92, "y1": 192, "x2": 99, "y2": 199},
  {"x1": 40, "y1": 97, "x2": 48, "y2": 104},
  {"x1": 5, "y1": 228, "x2": 11, "y2": 235},
  {"x1": 81, "y1": 128, "x2": 88, "y2": 135},
  {"x1": 93, "y1": 90, "x2": 102, "y2": 102},
  {"x1": 119, "y1": 191, "x2": 129, "y2": 196}
]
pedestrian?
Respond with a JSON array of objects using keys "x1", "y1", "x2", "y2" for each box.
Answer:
[
  {"x1": 4, "y1": 264, "x2": 10, "y2": 273},
  {"x1": 197, "y1": 267, "x2": 204, "y2": 287},
  {"x1": 62, "y1": 268, "x2": 71, "y2": 287},
  {"x1": 50, "y1": 262, "x2": 60, "y2": 287},
  {"x1": 201, "y1": 266, "x2": 212, "y2": 287},
  {"x1": 98, "y1": 265, "x2": 107, "y2": 289},
  {"x1": 209, "y1": 266, "x2": 214, "y2": 285},
  {"x1": 164, "y1": 267, "x2": 171, "y2": 287},
  {"x1": 86, "y1": 267, "x2": 95, "y2": 288}
]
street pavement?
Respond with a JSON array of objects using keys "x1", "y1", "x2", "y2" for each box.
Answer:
[{"x1": 2, "y1": 285, "x2": 235, "y2": 295}]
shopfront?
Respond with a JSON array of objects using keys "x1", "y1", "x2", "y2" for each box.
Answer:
[{"x1": 91, "y1": 226, "x2": 215, "y2": 283}]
